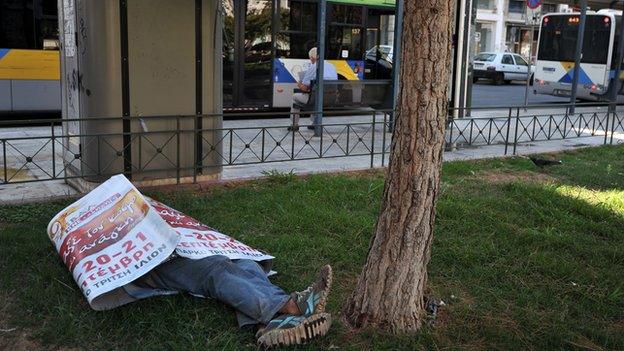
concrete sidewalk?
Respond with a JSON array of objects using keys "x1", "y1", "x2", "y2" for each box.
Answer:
[{"x1": 1, "y1": 109, "x2": 623, "y2": 204}]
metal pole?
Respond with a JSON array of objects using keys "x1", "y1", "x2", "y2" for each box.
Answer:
[
  {"x1": 464, "y1": 0, "x2": 477, "y2": 117},
  {"x1": 314, "y1": 0, "x2": 327, "y2": 137},
  {"x1": 570, "y1": 0, "x2": 588, "y2": 114},
  {"x1": 389, "y1": 0, "x2": 404, "y2": 131},
  {"x1": 458, "y1": 0, "x2": 473, "y2": 118},
  {"x1": 524, "y1": 14, "x2": 536, "y2": 109}
]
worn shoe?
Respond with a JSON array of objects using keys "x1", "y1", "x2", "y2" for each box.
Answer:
[
  {"x1": 306, "y1": 125, "x2": 316, "y2": 130},
  {"x1": 287, "y1": 125, "x2": 300, "y2": 131},
  {"x1": 256, "y1": 313, "x2": 332, "y2": 348},
  {"x1": 293, "y1": 264, "x2": 333, "y2": 316}
]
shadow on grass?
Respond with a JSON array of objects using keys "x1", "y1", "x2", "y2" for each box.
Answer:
[{"x1": 0, "y1": 145, "x2": 623, "y2": 350}]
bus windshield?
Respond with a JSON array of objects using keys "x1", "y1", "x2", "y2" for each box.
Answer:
[{"x1": 538, "y1": 15, "x2": 612, "y2": 64}]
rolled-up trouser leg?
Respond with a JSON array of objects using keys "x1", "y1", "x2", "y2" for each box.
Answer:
[
  {"x1": 291, "y1": 93, "x2": 309, "y2": 126},
  {"x1": 148, "y1": 256, "x2": 290, "y2": 327}
]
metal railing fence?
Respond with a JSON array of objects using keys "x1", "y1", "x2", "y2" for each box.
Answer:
[{"x1": 1, "y1": 103, "x2": 623, "y2": 186}]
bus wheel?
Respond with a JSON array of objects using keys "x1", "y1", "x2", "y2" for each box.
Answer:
[{"x1": 494, "y1": 73, "x2": 504, "y2": 85}]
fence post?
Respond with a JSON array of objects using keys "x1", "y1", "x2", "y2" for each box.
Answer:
[
  {"x1": 382, "y1": 112, "x2": 388, "y2": 167},
  {"x1": 2, "y1": 139, "x2": 6, "y2": 184},
  {"x1": 547, "y1": 115, "x2": 553, "y2": 140},
  {"x1": 562, "y1": 111, "x2": 568, "y2": 138},
  {"x1": 487, "y1": 117, "x2": 493, "y2": 145},
  {"x1": 468, "y1": 119, "x2": 474, "y2": 146},
  {"x1": 319, "y1": 121, "x2": 324, "y2": 158},
  {"x1": 512, "y1": 108, "x2": 520, "y2": 155},
  {"x1": 370, "y1": 112, "x2": 376, "y2": 168},
  {"x1": 51, "y1": 121, "x2": 56, "y2": 179},
  {"x1": 504, "y1": 107, "x2": 512, "y2": 155},
  {"x1": 291, "y1": 126, "x2": 295, "y2": 160},
  {"x1": 576, "y1": 112, "x2": 583, "y2": 137},
  {"x1": 346, "y1": 124, "x2": 350, "y2": 156},
  {"x1": 604, "y1": 106, "x2": 611, "y2": 145},
  {"x1": 446, "y1": 111, "x2": 454, "y2": 151},
  {"x1": 610, "y1": 107, "x2": 617, "y2": 145},
  {"x1": 261, "y1": 127, "x2": 266, "y2": 162}
]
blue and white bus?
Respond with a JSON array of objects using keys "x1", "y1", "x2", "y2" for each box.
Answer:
[{"x1": 534, "y1": 9, "x2": 622, "y2": 101}]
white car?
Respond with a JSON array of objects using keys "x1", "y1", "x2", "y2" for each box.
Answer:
[{"x1": 473, "y1": 52, "x2": 533, "y2": 85}]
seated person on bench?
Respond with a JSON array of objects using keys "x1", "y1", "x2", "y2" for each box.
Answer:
[{"x1": 289, "y1": 47, "x2": 338, "y2": 131}]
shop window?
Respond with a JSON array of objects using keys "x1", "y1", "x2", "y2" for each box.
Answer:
[
  {"x1": 476, "y1": 0, "x2": 494, "y2": 10},
  {"x1": 508, "y1": 0, "x2": 525, "y2": 13},
  {"x1": 541, "y1": 3, "x2": 558, "y2": 14},
  {"x1": 475, "y1": 22, "x2": 493, "y2": 53}
]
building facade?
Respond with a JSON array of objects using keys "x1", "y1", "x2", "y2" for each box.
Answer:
[{"x1": 474, "y1": 0, "x2": 565, "y2": 60}]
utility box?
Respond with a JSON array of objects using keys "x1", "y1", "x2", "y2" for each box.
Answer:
[{"x1": 58, "y1": 0, "x2": 222, "y2": 191}]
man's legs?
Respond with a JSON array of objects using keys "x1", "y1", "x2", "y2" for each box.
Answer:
[
  {"x1": 290, "y1": 93, "x2": 309, "y2": 128},
  {"x1": 146, "y1": 256, "x2": 291, "y2": 327}
]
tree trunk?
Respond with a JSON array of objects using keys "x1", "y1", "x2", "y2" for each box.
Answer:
[{"x1": 342, "y1": 0, "x2": 454, "y2": 333}]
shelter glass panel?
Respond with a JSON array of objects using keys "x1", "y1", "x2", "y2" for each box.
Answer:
[
  {"x1": 242, "y1": 0, "x2": 273, "y2": 106},
  {"x1": 0, "y1": 0, "x2": 59, "y2": 49},
  {"x1": 277, "y1": 0, "x2": 317, "y2": 59}
]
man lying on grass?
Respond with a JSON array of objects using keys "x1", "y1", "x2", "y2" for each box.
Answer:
[
  {"x1": 123, "y1": 256, "x2": 333, "y2": 347},
  {"x1": 47, "y1": 175, "x2": 333, "y2": 348}
]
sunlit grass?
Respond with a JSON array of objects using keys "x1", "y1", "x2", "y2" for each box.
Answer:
[{"x1": 555, "y1": 184, "x2": 624, "y2": 217}]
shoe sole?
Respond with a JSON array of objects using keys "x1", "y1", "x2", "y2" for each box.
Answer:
[{"x1": 257, "y1": 313, "x2": 332, "y2": 348}]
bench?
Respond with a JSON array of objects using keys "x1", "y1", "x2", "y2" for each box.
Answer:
[{"x1": 293, "y1": 79, "x2": 393, "y2": 112}]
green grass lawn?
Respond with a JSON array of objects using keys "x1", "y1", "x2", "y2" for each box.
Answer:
[{"x1": 1, "y1": 145, "x2": 624, "y2": 351}]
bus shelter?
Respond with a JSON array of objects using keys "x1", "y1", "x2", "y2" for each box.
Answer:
[{"x1": 58, "y1": 0, "x2": 223, "y2": 191}]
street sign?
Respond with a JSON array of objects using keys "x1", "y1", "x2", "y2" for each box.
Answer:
[{"x1": 526, "y1": 0, "x2": 542, "y2": 10}]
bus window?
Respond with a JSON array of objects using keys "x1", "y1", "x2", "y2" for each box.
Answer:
[
  {"x1": 538, "y1": 15, "x2": 611, "y2": 65},
  {"x1": 611, "y1": 16, "x2": 622, "y2": 70},
  {"x1": 582, "y1": 16, "x2": 611, "y2": 64},
  {"x1": 277, "y1": 0, "x2": 317, "y2": 59},
  {"x1": 0, "y1": 0, "x2": 58, "y2": 50},
  {"x1": 327, "y1": 4, "x2": 364, "y2": 60},
  {"x1": 364, "y1": 11, "x2": 394, "y2": 79}
]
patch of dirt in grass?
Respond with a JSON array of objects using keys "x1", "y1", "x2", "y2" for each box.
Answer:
[
  {"x1": 475, "y1": 170, "x2": 556, "y2": 185},
  {"x1": 0, "y1": 292, "x2": 81, "y2": 351},
  {"x1": 0, "y1": 292, "x2": 38, "y2": 351}
]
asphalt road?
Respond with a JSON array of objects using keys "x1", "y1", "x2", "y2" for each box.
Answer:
[{"x1": 471, "y1": 80, "x2": 570, "y2": 108}]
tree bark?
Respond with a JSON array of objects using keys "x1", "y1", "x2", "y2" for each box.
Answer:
[{"x1": 342, "y1": 0, "x2": 454, "y2": 333}]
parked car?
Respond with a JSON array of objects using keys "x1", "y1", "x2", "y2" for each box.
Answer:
[{"x1": 472, "y1": 52, "x2": 534, "y2": 85}]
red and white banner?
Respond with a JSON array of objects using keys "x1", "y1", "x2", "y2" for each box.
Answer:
[
  {"x1": 47, "y1": 175, "x2": 274, "y2": 310},
  {"x1": 148, "y1": 199, "x2": 274, "y2": 262},
  {"x1": 47, "y1": 175, "x2": 179, "y2": 310}
]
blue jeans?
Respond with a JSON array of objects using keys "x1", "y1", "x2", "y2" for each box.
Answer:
[{"x1": 129, "y1": 256, "x2": 290, "y2": 327}]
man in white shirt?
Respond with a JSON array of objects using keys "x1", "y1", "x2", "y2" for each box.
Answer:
[{"x1": 289, "y1": 47, "x2": 338, "y2": 131}]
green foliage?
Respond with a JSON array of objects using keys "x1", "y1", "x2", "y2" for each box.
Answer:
[{"x1": 1, "y1": 145, "x2": 624, "y2": 350}]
